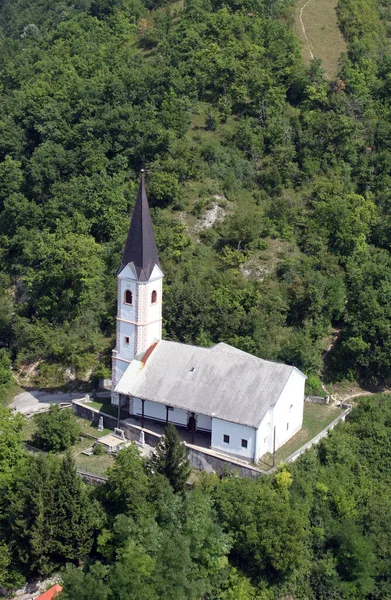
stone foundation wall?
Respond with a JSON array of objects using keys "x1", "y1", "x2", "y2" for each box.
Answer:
[
  {"x1": 186, "y1": 447, "x2": 266, "y2": 478},
  {"x1": 305, "y1": 394, "x2": 329, "y2": 404},
  {"x1": 72, "y1": 399, "x2": 266, "y2": 478},
  {"x1": 72, "y1": 400, "x2": 118, "y2": 430}
]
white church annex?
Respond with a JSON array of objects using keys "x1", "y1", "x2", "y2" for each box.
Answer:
[{"x1": 112, "y1": 171, "x2": 306, "y2": 462}]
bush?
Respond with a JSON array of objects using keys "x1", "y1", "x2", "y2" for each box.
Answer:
[
  {"x1": 33, "y1": 405, "x2": 81, "y2": 452},
  {"x1": 93, "y1": 442, "x2": 106, "y2": 455},
  {"x1": 148, "y1": 172, "x2": 180, "y2": 207},
  {"x1": 305, "y1": 373, "x2": 325, "y2": 396}
]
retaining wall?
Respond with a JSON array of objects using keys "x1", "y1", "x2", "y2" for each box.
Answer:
[
  {"x1": 77, "y1": 471, "x2": 108, "y2": 486},
  {"x1": 72, "y1": 400, "x2": 118, "y2": 430},
  {"x1": 72, "y1": 399, "x2": 267, "y2": 477},
  {"x1": 72, "y1": 399, "x2": 352, "y2": 478},
  {"x1": 284, "y1": 405, "x2": 352, "y2": 463},
  {"x1": 305, "y1": 394, "x2": 329, "y2": 404}
]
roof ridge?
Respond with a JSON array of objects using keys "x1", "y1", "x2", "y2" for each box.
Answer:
[{"x1": 155, "y1": 340, "x2": 295, "y2": 371}]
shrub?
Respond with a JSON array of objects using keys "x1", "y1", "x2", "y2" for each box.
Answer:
[
  {"x1": 93, "y1": 443, "x2": 106, "y2": 455},
  {"x1": 33, "y1": 405, "x2": 81, "y2": 452}
]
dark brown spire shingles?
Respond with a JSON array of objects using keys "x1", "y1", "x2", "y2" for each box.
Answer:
[{"x1": 118, "y1": 171, "x2": 160, "y2": 281}]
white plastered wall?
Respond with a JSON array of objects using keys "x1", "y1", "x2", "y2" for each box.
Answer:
[
  {"x1": 269, "y1": 369, "x2": 305, "y2": 452},
  {"x1": 211, "y1": 418, "x2": 256, "y2": 460},
  {"x1": 132, "y1": 398, "x2": 212, "y2": 431},
  {"x1": 256, "y1": 407, "x2": 273, "y2": 459},
  {"x1": 112, "y1": 264, "x2": 163, "y2": 405},
  {"x1": 116, "y1": 264, "x2": 163, "y2": 361}
]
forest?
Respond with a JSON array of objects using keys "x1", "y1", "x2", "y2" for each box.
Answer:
[
  {"x1": 2, "y1": 0, "x2": 391, "y2": 597},
  {"x1": 2, "y1": 394, "x2": 391, "y2": 599},
  {"x1": 0, "y1": 0, "x2": 391, "y2": 393}
]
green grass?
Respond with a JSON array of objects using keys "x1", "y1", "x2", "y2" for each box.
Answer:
[
  {"x1": 87, "y1": 397, "x2": 128, "y2": 420},
  {"x1": 22, "y1": 414, "x2": 112, "y2": 443},
  {"x1": 293, "y1": 0, "x2": 347, "y2": 78},
  {"x1": 74, "y1": 453, "x2": 115, "y2": 476},
  {"x1": 260, "y1": 402, "x2": 342, "y2": 470},
  {"x1": 22, "y1": 416, "x2": 38, "y2": 444}
]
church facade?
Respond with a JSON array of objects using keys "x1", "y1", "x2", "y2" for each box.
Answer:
[{"x1": 112, "y1": 172, "x2": 306, "y2": 462}]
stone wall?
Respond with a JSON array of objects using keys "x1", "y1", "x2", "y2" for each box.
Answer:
[
  {"x1": 186, "y1": 446, "x2": 266, "y2": 478},
  {"x1": 72, "y1": 399, "x2": 267, "y2": 477},
  {"x1": 72, "y1": 400, "x2": 117, "y2": 430},
  {"x1": 77, "y1": 471, "x2": 108, "y2": 486},
  {"x1": 72, "y1": 399, "x2": 351, "y2": 479},
  {"x1": 305, "y1": 394, "x2": 329, "y2": 404},
  {"x1": 283, "y1": 405, "x2": 352, "y2": 463}
]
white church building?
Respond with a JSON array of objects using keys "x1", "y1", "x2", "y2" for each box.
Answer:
[{"x1": 112, "y1": 172, "x2": 306, "y2": 462}]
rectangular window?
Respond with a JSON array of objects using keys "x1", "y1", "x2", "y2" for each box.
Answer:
[
  {"x1": 223, "y1": 434, "x2": 230, "y2": 444},
  {"x1": 124, "y1": 336, "x2": 130, "y2": 344},
  {"x1": 241, "y1": 439, "x2": 248, "y2": 448},
  {"x1": 287, "y1": 422, "x2": 289, "y2": 431}
]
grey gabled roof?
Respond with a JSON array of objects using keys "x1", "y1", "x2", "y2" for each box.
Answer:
[
  {"x1": 118, "y1": 170, "x2": 160, "y2": 281},
  {"x1": 115, "y1": 341, "x2": 305, "y2": 428}
]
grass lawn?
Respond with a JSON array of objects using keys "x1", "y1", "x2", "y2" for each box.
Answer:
[
  {"x1": 259, "y1": 402, "x2": 343, "y2": 470},
  {"x1": 293, "y1": 0, "x2": 347, "y2": 78},
  {"x1": 87, "y1": 397, "x2": 128, "y2": 420},
  {"x1": 22, "y1": 416, "x2": 38, "y2": 443},
  {"x1": 74, "y1": 452, "x2": 115, "y2": 477}
]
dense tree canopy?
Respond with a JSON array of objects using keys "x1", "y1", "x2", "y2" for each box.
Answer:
[
  {"x1": 2, "y1": 0, "x2": 391, "y2": 597},
  {"x1": 0, "y1": 0, "x2": 389, "y2": 388}
]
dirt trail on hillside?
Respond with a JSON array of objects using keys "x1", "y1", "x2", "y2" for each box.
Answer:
[
  {"x1": 299, "y1": 0, "x2": 315, "y2": 60},
  {"x1": 294, "y1": 0, "x2": 347, "y2": 78}
]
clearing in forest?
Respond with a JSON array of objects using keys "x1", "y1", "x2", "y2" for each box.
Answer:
[{"x1": 293, "y1": 0, "x2": 347, "y2": 78}]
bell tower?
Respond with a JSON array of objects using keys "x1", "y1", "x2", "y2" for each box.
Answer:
[{"x1": 111, "y1": 170, "x2": 163, "y2": 405}]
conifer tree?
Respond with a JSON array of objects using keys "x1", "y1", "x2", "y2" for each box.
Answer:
[
  {"x1": 149, "y1": 423, "x2": 191, "y2": 493},
  {"x1": 10, "y1": 454, "x2": 59, "y2": 576},
  {"x1": 53, "y1": 452, "x2": 100, "y2": 562}
]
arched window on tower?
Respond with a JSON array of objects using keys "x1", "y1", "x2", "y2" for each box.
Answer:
[
  {"x1": 124, "y1": 290, "x2": 133, "y2": 305},
  {"x1": 151, "y1": 290, "x2": 157, "y2": 304}
]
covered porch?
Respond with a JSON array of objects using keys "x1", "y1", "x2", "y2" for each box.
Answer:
[{"x1": 123, "y1": 412, "x2": 212, "y2": 449}]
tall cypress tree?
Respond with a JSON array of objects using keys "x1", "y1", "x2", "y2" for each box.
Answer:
[{"x1": 149, "y1": 423, "x2": 191, "y2": 494}]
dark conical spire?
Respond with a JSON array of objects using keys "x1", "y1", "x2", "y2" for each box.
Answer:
[{"x1": 118, "y1": 170, "x2": 160, "y2": 281}]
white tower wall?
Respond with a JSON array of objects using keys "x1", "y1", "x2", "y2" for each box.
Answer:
[{"x1": 112, "y1": 263, "x2": 163, "y2": 405}]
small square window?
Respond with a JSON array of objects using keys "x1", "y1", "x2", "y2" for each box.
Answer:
[
  {"x1": 124, "y1": 336, "x2": 130, "y2": 344},
  {"x1": 223, "y1": 434, "x2": 230, "y2": 444},
  {"x1": 241, "y1": 439, "x2": 248, "y2": 448}
]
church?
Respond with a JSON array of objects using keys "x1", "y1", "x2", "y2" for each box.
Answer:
[{"x1": 111, "y1": 172, "x2": 306, "y2": 463}]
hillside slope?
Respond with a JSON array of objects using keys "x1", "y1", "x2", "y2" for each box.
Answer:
[{"x1": 0, "y1": 0, "x2": 390, "y2": 393}]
